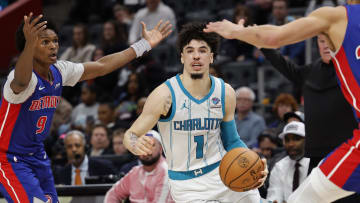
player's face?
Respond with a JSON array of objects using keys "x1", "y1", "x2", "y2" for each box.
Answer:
[
  {"x1": 34, "y1": 29, "x2": 59, "y2": 65},
  {"x1": 181, "y1": 39, "x2": 214, "y2": 80},
  {"x1": 64, "y1": 134, "x2": 86, "y2": 167},
  {"x1": 317, "y1": 34, "x2": 331, "y2": 64},
  {"x1": 284, "y1": 134, "x2": 305, "y2": 160}
]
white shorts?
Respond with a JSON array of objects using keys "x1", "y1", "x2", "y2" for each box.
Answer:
[{"x1": 168, "y1": 166, "x2": 260, "y2": 203}]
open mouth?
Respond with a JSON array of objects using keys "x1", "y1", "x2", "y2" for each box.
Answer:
[
  {"x1": 49, "y1": 53, "x2": 57, "y2": 60},
  {"x1": 191, "y1": 63, "x2": 203, "y2": 71}
]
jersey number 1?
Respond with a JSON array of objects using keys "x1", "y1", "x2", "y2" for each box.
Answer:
[
  {"x1": 194, "y1": 135, "x2": 204, "y2": 159},
  {"x1": 36, "y1": 116, "x2": 47, "y2": 134}
]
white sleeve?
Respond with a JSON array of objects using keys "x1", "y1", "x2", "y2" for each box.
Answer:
[
  {"x1": 266, "y1": 163, "x2": 284, "y2": 202},
  {"x1": 3, "y1": 70, "x2": 38, "y2": 104},
  {"x1": 55, "y1": 60, "x2": 84, "y2": 86}
]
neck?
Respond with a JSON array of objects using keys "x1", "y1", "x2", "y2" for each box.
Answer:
[
  {"x1": 237, "y1": 110, "x2": 250, "y2": 120},
  {"x1": 143, "y1": 158, "x2": 160, "y2": 172},
  {"x1": 33, "y1": 60, "x2": 51, "y2": 81},
  {"x1": 180, "y1": 73, "x2": 211, "y2": 100}
]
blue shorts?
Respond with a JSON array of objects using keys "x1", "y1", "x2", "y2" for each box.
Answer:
[{"x1": 0, "y1": 152, "x2": 58, "y2": 203}]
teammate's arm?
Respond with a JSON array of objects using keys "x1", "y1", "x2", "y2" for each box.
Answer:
[
  {"x1": 204, "y1": 6, "x2": 340, "y2": 48},
  {"x1": 79, "y1": 20, "x2": 172, "y2": 81},
  {"x1": 11, "y1": 13, "x2": 47, "y2": 94},
  {"x1": 123, "y1": 84, "x2": 171, "y2": 156}
]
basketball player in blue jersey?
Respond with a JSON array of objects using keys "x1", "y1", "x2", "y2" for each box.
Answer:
[
  {"x1": 205, "y1": 0, "x2": 360, "y2": 202},
  {"x1": 123, "y1": 22, "x2": 268, "y2": 203},
  {"x1": 0, "y1": 12, "x2": 172, "y2": 203}
]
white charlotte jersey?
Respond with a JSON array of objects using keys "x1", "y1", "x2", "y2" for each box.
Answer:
[{"x1": 157, "y1": 74, "x2": 226, "y2": 171}]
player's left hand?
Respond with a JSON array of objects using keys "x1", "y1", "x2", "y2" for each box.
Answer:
[
  {"x1": 255, "y1": 158, "x2": 269, "y2": 188},
  {"x1": 204, "y1": 19, "x2": 245, "y2": 39},
  {"x1": 142, "y1": 20, "x2": 172, "y2": 48}
]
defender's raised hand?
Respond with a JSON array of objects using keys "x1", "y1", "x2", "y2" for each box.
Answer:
[
  {"x1": 23, "y1": 13, "x2": 47, "y2": 48},
  {"x1": 142, "y1": 20, "x2": 172, "y2": 48},
  {"x1": 204, "y1": 19, "x2": 244, "y2": 40}
]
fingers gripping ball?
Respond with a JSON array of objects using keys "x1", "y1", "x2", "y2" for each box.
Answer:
[{"x1": 219, "y1": 148, "x2": 264, "y2": 192}]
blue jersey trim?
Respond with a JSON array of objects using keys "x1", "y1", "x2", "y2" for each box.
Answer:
[
  {"x1": 168, "y1": 161, "x2": 220, "y2": 180},
  {"x1": 175, "y1": 74, "x2": 215, "y2": 104},
  {"x1": 159, "y1": 81, "x2": 176, "y2": 122},
  {"x1": 219, "y1": 77, "x2": 225, "y2": 116}
]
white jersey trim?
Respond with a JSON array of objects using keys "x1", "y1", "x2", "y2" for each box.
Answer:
[{"x1": 3, "y1": 70, "x2": 38, "y2": 104}]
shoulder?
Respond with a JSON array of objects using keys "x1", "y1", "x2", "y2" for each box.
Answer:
[
  {"x1": 135, "y1": 8, "x2": 148, "y2": 18},
  {"x1": 149, "y1": 82, "x2": 172, "y2": 101},
  {"x1": 159, "y1": 3, "x2": 175, "y2": 14},
  {"x1": 54, "y1": 60, "x2": 83, "y2": 70},
  {"x1": 224, "y1": 83, "x2": 235, "y2": 100},
  {"x1": 309, "y1": 6, "x2": 345, "y2": 21}
]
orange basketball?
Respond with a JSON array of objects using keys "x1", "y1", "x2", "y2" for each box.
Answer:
[{"x1": 219, "y1": 147, "x2": 264, "y2": 192}]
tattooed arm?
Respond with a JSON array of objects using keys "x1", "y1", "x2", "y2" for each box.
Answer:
[{"x1": 123, "y1": 83, "x2": 172, "y2": 156}]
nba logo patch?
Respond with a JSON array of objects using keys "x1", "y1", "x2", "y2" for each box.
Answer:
[
  {"x1": 210, "y1": 97, "x2": 221, "y2": 108},
  {"x1": 211, "y1": 97, "x2": 220, "y2": 105}
]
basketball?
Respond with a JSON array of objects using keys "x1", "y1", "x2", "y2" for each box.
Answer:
[{"x1": 219, "y1": 147, "x2": 264, "y2": 192}]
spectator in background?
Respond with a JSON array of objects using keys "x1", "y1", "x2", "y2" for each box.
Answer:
[
  {"x1": 128, "y1": 0, "x2": 176, "y2": 45},
  {"x1": 98, "y1": 100, "x2": 120, "y2": 132},
  {"x1": 113, "y1": 3, "x2": 133, "y2": 34},
  {"x1": 100, "y1": 20, "x2": 128, "y2": 55},
  {"x1": 269, "y1": 93, "x2": 298, "y2": 135},
  {"x1": 269, "y1": 0, "x2": 305, "y2": 65},
  {"x1": 112, "y1": 128, "x2": 139, "y2": 174},
  {"x1": 55, "y1": 130, "x2": 116, "y2": 185},
  {"x1": 267, "y1": 121, "x2": 310, "y2": 203},
  {"x1": 104, "y1": 130, "x2": 174, "y2": 203},
  {"x1": 235, "y1": 87, "x2": 266, "y2": 148},
  {"x1": 71, "y1": 83, "x2": 99, "y2": 131},
  {"x1": 257, "y1": 132, "x2": 280, "y2": 161},
  {"x1": 45, "y1": 97, "x2": 73, "y2": 158},
  {"x1": 219, "y1": 5, "x2": 254, "y2": 61},
  {"x1": 246, "y1": 0, "x2": 273, "y2": 25},
  {"x1": 283, "y1": 111, "x2": 304, "y2": 124},
  {"x1": 60, "y1": 24, "x2": 96, "y2": 63},
  {"x1": 89, "y1": 124, "x2": 113, "y2": 156}
]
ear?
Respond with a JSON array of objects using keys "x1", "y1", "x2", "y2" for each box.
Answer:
[
  {"x1": 210, "y1": 53, "x2": 214, "y2": 64},
  {"x1": 180, "y1": 53, "x2": 184, "y2": 64}
]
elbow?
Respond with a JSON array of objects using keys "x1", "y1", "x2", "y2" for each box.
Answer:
[{"x1": 263, "y1": 35, "x2": 282, "y2": 49}]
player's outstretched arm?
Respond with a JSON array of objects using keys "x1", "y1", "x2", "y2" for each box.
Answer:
[
  {"x1": 204, "y1": 6, "x2": 341, "y2": 49},
  {"x1": 80, "y1": 20, "x2": 172, "y2": 81},
  {"x1": 123, "y1": 83, "x2": 171, "y2": 156},
  {"x1": 11, "y1": 13, "x2": 47, "y2": 94}
]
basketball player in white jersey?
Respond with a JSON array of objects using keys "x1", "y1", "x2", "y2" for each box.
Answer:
[{"x1": 123, "y1": 22, "x2": 268, "y2": 203}]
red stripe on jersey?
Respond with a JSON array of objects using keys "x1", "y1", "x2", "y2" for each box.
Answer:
[
  {"x1": 0, "y1": 98, "x2": 29, "y2": 202},
  {"x1": 0, "y1": 98, "x2": 22, "y2": 152},
  {"x1": 0, "y1": 155, "x2": 30, "y2": 203},
  {"x1": 328, "y1": 145, "x2": 360, "y2": 187},
  {"x1": 332, "y1": 47, "x2": 360, "y2": 114},
  {"x1": 319, "y1": 145, "x2": 349, "y2": 176}
]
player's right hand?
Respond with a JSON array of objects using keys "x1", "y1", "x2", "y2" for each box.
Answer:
[
  {"x1": 23, "y1": 12, "x2": 47, "y2": 48},
  {"x1": 131, "y1": 134, "x2": 155, "y2": 156}
]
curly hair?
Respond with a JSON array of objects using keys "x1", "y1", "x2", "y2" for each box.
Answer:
[
  {"x1": 177, "y1": 22, "x2": 220, "y2": 57},
  {"x1": 272, "y1": 93, "x2": 298, "y2": 115},
  {"x1": 15, "y1": 15, "x2": 58, "y2": 52}
]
